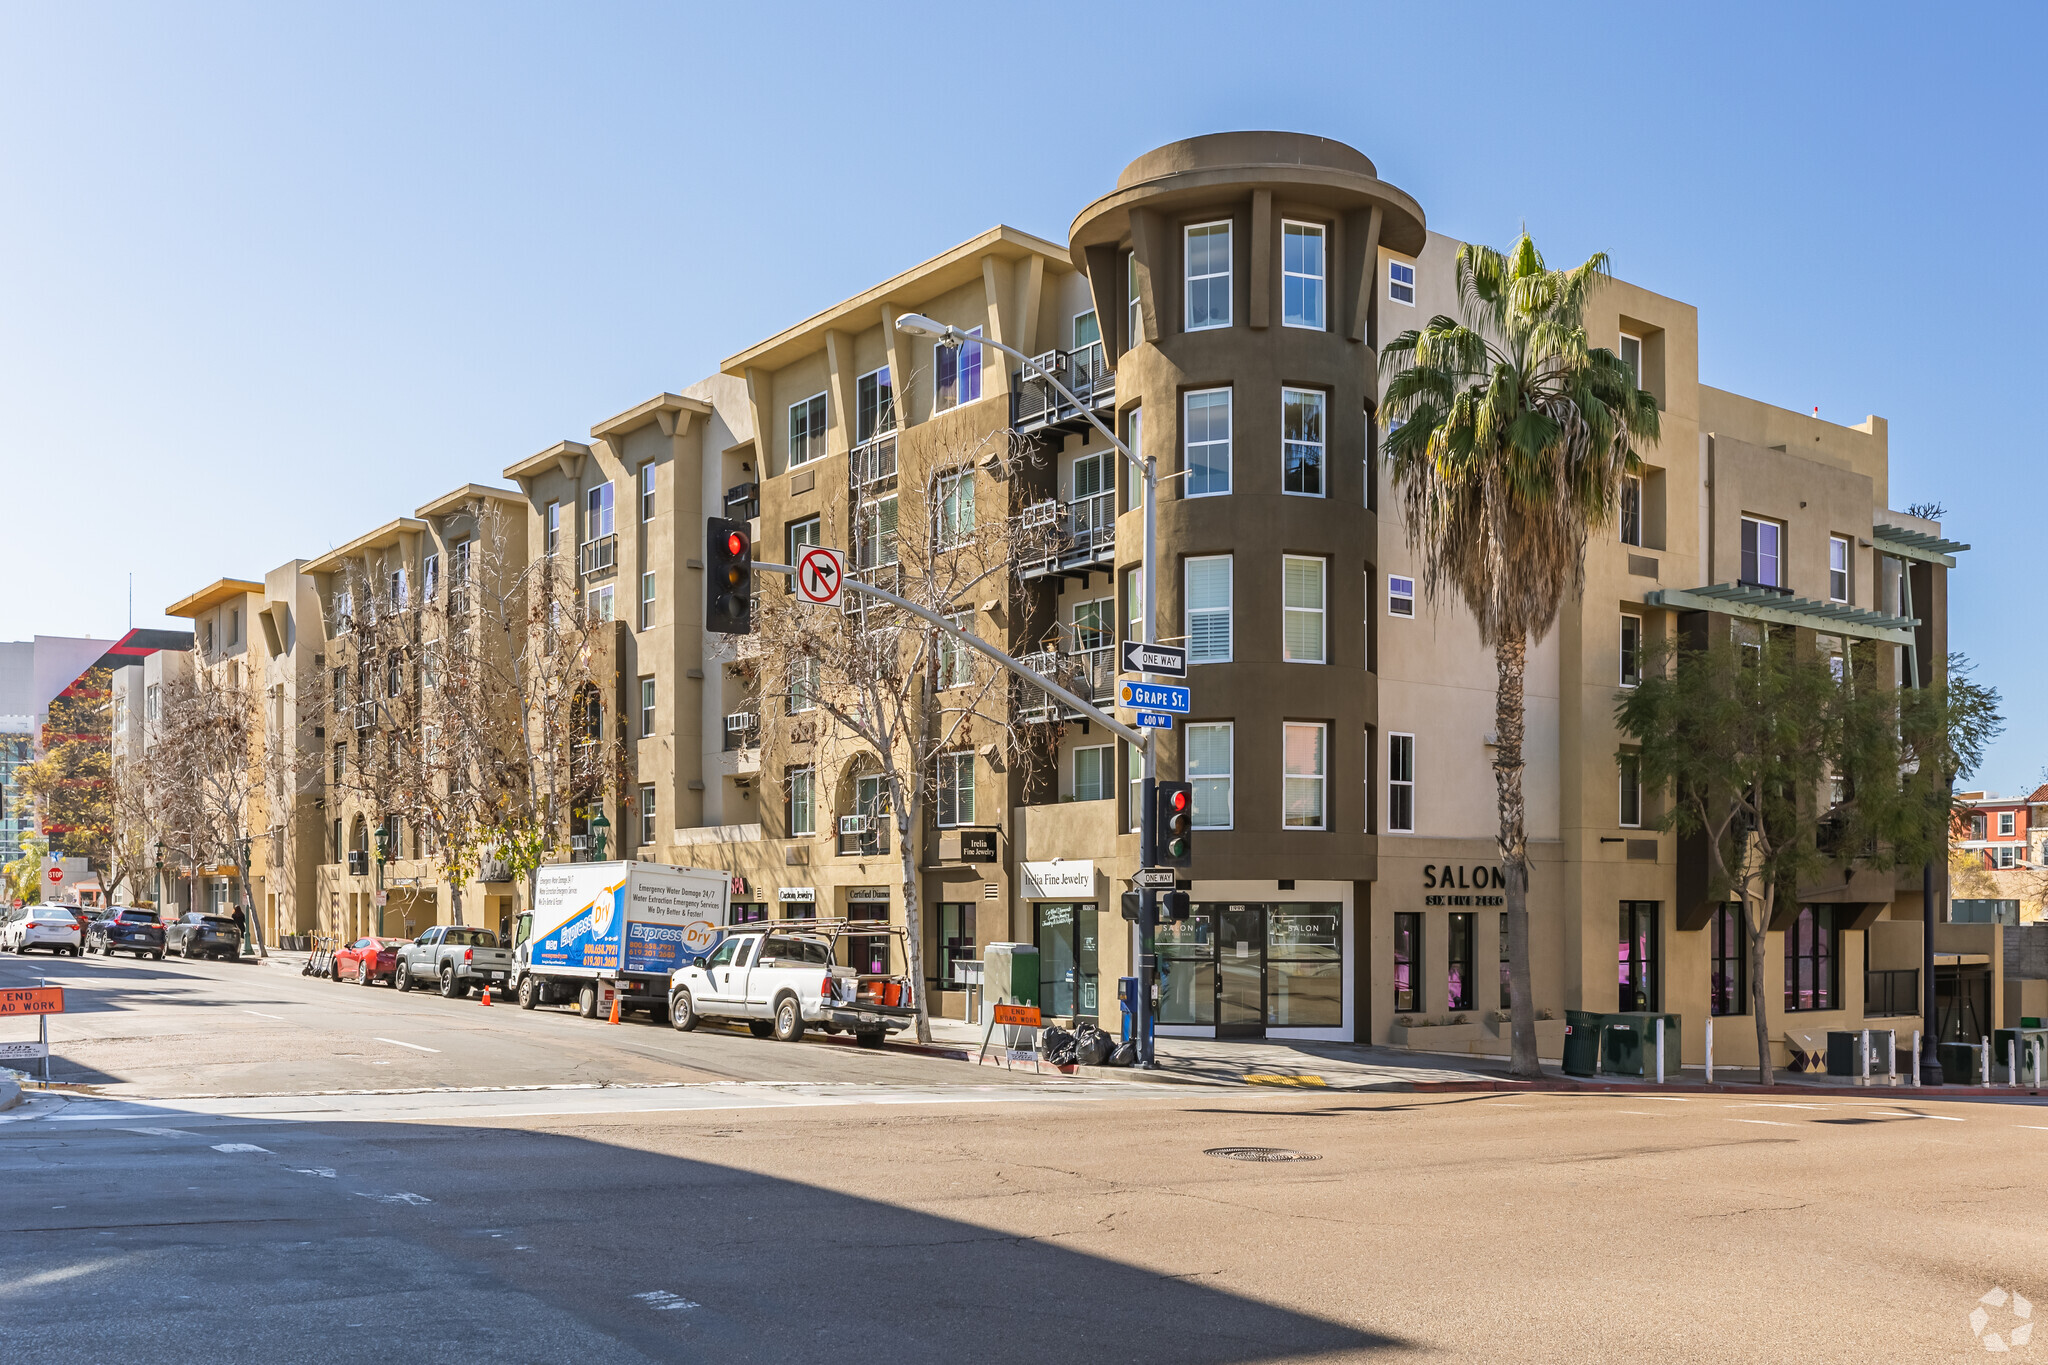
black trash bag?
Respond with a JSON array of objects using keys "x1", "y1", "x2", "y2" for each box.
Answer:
[
  {"x1": 1040, "y1": 1023, "x2": 1077, "y2": 1065},
  {"x1": 1073, "y1": 1021, "x2": 1114, "y2": 1067},
  {"x1": 1105, "y1": 1040, "x2": 1137, "y2": 1067}
]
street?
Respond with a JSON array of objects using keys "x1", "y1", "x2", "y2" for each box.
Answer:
[{"x1": 3, "y1": 955, "x2": 2046, "y2": 1361}]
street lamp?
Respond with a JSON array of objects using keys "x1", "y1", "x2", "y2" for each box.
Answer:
[
  {"x1": 153, "y1": 840, "x2": 163, "y2": 912},
  {"x1": 897, "y1": 312, "x2": 1164, "y2": 1066},
  {"x1": 373, "y1": 821, "x2": 389, "y2": 937},
  {"x1": 589, "y1": 810, "x2": 610, "y2": 862}
]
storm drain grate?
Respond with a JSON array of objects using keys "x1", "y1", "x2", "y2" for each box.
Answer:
[{"x1": 1204, "y1": 1147, "x2": 1321, "y2": 1163}]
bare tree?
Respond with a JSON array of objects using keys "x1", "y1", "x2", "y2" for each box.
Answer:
[{"x1": 144, "y1": 667, "x2": 268, "y2": 954}]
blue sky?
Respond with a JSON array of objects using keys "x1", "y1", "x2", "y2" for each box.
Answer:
[{"x1": 3, "y1": 3, "x2": 2041, "y2": 788}]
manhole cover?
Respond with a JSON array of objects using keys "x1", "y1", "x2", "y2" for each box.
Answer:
[{"x1": 1204, "y1": 1146, "x2": 1321, "y2": 1162}]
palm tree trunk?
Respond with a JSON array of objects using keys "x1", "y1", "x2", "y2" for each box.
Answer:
[{"x1": 1496, "y1": 632, "x2": 1539, "y2": 1079}]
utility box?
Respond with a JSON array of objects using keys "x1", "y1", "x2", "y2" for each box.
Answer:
[
  {"x1": 982, "y1": 943, "x2": 1040, "y2": 1008},
  {"x1": 1601, "y1": 1012, "x2": 1681, "y2": 1078},
  {"x1": 1938, "y1": 1040, "x2": 1985, "y2": 1085},
  {"x1": 1826, "y1": 1029, "x2": 1894, "y2": 1077},
  {"x1": 1563, "y1": 1009, "x2": 1602, "y2": 1076}
]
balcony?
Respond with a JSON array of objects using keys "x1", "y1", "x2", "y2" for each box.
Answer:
[
  {"x1": 851, "y1": 435, "x2": 897, "y2": 491},
  {"x1": 724, "y1": 481, "x2": 760, "y2": 519},
  {"x1": 1018, "y1": 493, "x2": 1117, "y2": 581},
  {"x1": 1011, "y1": 345, "x2": 1114, "y2": 437},
  {"x1": 346, "y1": 850, "x2": 368, "y2": 876},
  {"x1": 580, "y1": 535, "x2": 617, "y2": 580},
  {"x1": 1014, "y1": 646, "x2": 1115, "y2": 723},
  {"x1": 837, "y1": 814, "x2": 889, "y2": 857}
]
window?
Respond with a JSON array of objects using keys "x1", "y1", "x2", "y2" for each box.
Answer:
[
  {"x1": 229, "y1": 608, "x2": 241, "y2": 645},
  {"x1": 333, "y1": 742, "x2": 346, "y2": 781},
  {"x1": 1620, "y1": 475, "x2": 1642, "y2": 547},
  {"x1": 1499, "y1": 911, "x2": 1512, "y2": 1010},
  {"x1": 785, "y1": 516, "x2": 820, "y2": 593},
  {"x1": 2000, "y1": 810, "x2": 2017, "y2": 837},
  {"x1": 332, "y1": 587, "x2": 352, "y2": 634},
  {"x1": 1126, "y1": 738, "x2": 1144, "y2": 833},
  {"x1": 1388, "y1": 574, "x2": 1415, "y2": 618},
  {"x1": 639, "y1": 461, "x2": 656, "y2": 522},
  {"x1": 1283, "y1": 721, "x2": 1326, "y2": 830},
  {"x1": 1997, "y1": 844, "x2": 2020, "y2": 870},
  {"x1": 1618, "y1": 902, "x2": 1659, "y2": 1011},
  {"x1": 1619, "y1": 751, "x2": 1642, "y2": 827},
  {"x1": 421, "y1": 643, "x2": 439, "y2": 690},
  {"x1": 1447, "y1": 912, "x2": 1475, "y2": 1011},
  {"x1": 545, "y1": 502, "x2": 560, "y2": 557},
  {"x1": 1283, "y1": 556, "x2": 1326, "y2": 663},
  {"x1": 639, "y1": 677, "x2": 655, "y2": 738},
  {"x1": 938, "y1": 612, "x2": 974, "y2": 689},
  {"x1": 423, "y1": 553, "x2": 439, "y2": 604},
  {"x1": 587, "y1": 585, "x2": 614, "y2": 622},
  {"x1": 934, "y1": 328, "x2": 983, "y2": 411},
  {"x1": 1784, "y1": 905, "x2": 1838, "y2": 1011},
  {"x1": 586, "y1": 482, "x2": 615, "y2": 541},
  {"x1": 203, "y1": 620, "x2": 214, "y2": 652},
  {"x1": 935, "y1": 470, "x2": 975, "y2": 547},
  {"x1": 857, "y1": 494, "x2": 898, "y2": 568},
  {"x1": 1829, "y1": 535, "x2": 1850, "y2": 602},
  {"x1": 789, "y1": 393, "x2": 828, "y2": 467},
  {"x1": 1126, "y1": 250, "x2": 1141, "y2": 347},
  {"x1": 452, "y1": 540, "x2": 470, "y2": 605},
  {"x1": 857, "y1": 367, "x2": 894, "y2": 443},
  {"x1": 1072, "y1": 310, "x2": 1102, "y2": 370},
  {"x1": 1393, "y1": 912, "x2": 1420, "y2": 1012},
  {"x1": 937, "y1": 751, "x2": 975, "y2": 827},
  {"x1": 1740, "y1": 515, "x2": 1782, "y2": 588},
  {"x1": 639, "y1": 572, "x2": 655, "y2": 630},
  {"x1": 1072, "y1": 597, "x2": 1111, "y2": 652},
  {"x1": 1710, "y1": 905, "x2": 1747, "y2": 1016},
  {"x1": 1184, "y1": 220, "x2": 1231, "y2": 330},
  {"x1": 1073, "y1": 745, "x2": 1111, "y2": 802},
  {"x1": 1183, "y1": 388, "x2": 1231, "y2": 496},
  {"x1": 1282, "y1": 221, "x2": 1325, "y2": 330},
  {"x1": 1387, "y1": 733, "x2": 1415, "y2": 832},
  {"x1": 1387, "y1": 259, "x2": 1416, "y2": 306},
  {"x1": 787, "y1": 766, "x2": 815, "y2": 837},
  {"x1": 388, "y1": 570, "x2": 408, "y2": 613},
  {"x1": 639, "y1": 785, "x2": 656, "y2": 847},
  {"x1": 1185, "y1": 556, "x2": 1232, "y2": 664},
  {"x1": 1187, "y1": 722, "x2": 1233, "y2": 829},
  {"x1": 1125, "y1": 566, "x2": 1143, "y2": 647},
  {"x1": 1620, "y1": 613, "x2": 1641, "y2": 687},
  {"x1": 1282, "y1": 388, "x2": 1326, "y2": 496},
  {"x1": 1122, "y1": 408, "x2": 1143, "y2": 512},
  {"x1": 145, "y1": 683, "x2": 160, "y2": 721},
  {"x1": 1618, "y1": 332, "x2": 1642, "y2": 385},
  {"x1": 386, "y1": 651, "x2": 402, "y2": 698},
  {"x1": 787, "y1": 655, "x2": 819, "y2": 713}
]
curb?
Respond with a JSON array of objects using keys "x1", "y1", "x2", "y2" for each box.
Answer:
[
  {"x1": 1397, "y1": 1076, "x2": 2047, "y2": 1099},
  {"x1": 0, "y1": 1074, "x2": 19, "y2": 1111}
]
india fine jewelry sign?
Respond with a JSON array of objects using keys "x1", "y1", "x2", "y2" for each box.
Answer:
[
  {"x1": 1021, "y1": 860, "x2": 1095, "y2": 899},
  {"x1": 957, "y1": 829, "x2": 998, "y2": 863},
  {"x1": 1423, "y1": 863, "x2": 1507, "y2": 907}
]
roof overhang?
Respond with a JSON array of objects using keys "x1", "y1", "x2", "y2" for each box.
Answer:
[
  {"x1": 164, "y1": 578, "x2": 264, "y2": 619},
  {"x1": 415, "y1": 483, "x2": 525, "y2": 520},
  {"x1": 303, "y1": 518, "x2": 429, "y2": 576},
  {"x1": 1643, "y1": 583, "x2": 1919, "y2": 647},
  {"x1": 503, "y1": 440, "x2": 591, "y2": 484},
  {"x1": 591, "y1": 393, "x2": 712, "y2": 444},
  {"x1": 1872, "y1": 523, "x2": 1969, "y2": 568}
]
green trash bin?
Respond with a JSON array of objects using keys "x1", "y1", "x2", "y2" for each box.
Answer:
[
  {"x1": 1563, "y1": 1009, "x2": 1602, "y2": 1076},
  {"x1": 1601, "y1": 1012, "x2": 1682, "y2": 1078}
]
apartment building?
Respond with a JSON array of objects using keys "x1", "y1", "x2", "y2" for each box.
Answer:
[{"x1": 1950, "y1": 786, "x2": 2048, "y2": 924}]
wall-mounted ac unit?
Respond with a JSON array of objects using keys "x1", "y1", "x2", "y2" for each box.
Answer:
[{"x1": 839, "y1": 815, "x2": 871, "y2": 835}]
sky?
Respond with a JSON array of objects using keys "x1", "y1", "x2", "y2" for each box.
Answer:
[{"x1": 2, "y1": 2, "x2": 2043, "y2": 788}]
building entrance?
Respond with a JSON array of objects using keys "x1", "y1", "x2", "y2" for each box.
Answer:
[
  {"x1": 1159, "y1": 903, "x2": 1344, "y2": 1037},
  {"x1": 1035, "y1": 903, "x2": 1098, "y2": 1020}
]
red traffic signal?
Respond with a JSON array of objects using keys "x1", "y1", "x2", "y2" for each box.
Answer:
[{"x1": 706, "y1": 517, "x2": 754, "y2": 634}]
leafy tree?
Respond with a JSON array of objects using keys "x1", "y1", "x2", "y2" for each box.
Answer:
[
  {"x1": 2, "y1": 831, "x2": 49, "y2": 906},
  {"x1": 15, "y1": 666, "x2": 131, "y2": 903},
  {"x1": 1381, "y1": 234, "x2": 1660, "y2": 1077}
]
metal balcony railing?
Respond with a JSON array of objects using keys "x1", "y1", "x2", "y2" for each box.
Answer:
[
  {"x1": 1014, "y1": 646, "x2": 1115, "y2": 722},
  {"x1": 1017, "y1": 494, "x2": 1117, "y2": 579},
  {"x1": 581, "y1": 535, "x2": 617, "y2": 579},
  {"x1": 1011, "y1": 345, "x2": 1115, "y2": 435},
  {"x1": 851, "y1": 435, "x2": 897, "y2": 490}
]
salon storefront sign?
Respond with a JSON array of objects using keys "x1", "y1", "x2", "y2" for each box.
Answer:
[{"x1": 1423, "y1": 863, "x2": 1506, "y2": 907}]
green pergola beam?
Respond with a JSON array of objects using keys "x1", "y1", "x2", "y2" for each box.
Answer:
[{"x1": 1643, "y1": 584, "x2": 1919, "y2": 646}]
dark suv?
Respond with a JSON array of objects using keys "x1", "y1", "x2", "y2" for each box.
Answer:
[
  {"x1": 165, "y1": 913, "x2": 242, "y2": 962},
  {"x1": 87, "y1": 909, "x2": 167, "y2": 960}
]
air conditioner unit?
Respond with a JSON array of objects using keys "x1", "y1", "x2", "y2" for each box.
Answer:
[
  {"x1": 839, "y1": 815, "x2": 871, "y2": 835},
  {"x1": 570, "y1": 835, "x2": 589, "y2": 851},
  {"x1": 726, "y1": 712, "x2": 758, "y2": 733}
]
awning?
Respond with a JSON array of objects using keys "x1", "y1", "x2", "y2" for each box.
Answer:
[
  {"x1": 1872, "y1": 523, "x2": 1970, "y2": 569},
  {"x1": 1642, "y1": 582, "x2": 1919, "y2": 646}
]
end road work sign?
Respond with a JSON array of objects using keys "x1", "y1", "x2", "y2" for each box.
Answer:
[
  {"x1": 1117, "y1": 679, "x2": 1190, "y2": 714},
  {"x1": 0, "y1": 986, "x2": 65, "y2": 1016}
]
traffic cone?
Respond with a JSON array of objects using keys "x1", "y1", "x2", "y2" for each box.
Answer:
[
  {"x1": 479, "y1": 985, "x2": 492, "y2": 1007},
  {"x1": 608, "y1": 992, "x2": 621, "y2": 1026}
]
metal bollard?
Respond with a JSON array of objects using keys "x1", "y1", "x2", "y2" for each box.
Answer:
[
  {"x1": 1655, "y1": 1018, "x2": 1665, "y2": 1085},
  {"x1": 2008, "y1": 1039, "x2": 2018, "y2": 1090},
  {"x1": 1860, "y1": 1028, "x2": 1871, "y2": 1087},
  {"x1": 1705, "y1": 1016, "x2": 1714, "y2": 1085},
  {"x1": 1911, "y1": 1030, "x2": 1921, "y2": 1087},
  {"x1": 1887, "y1": 1031, "x2": 1897, "y2": 1087},
  {"x1": 1983, "y1": 1036, "x2": 1992, "y2": 1088}
]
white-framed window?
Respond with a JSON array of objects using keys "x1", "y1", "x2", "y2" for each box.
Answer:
[
  {"x1": 640, "y1": 676, "x2": 655, "y2": 738},
  {"x1": 1619, "y1": 751, "x2": 1642, "y2": 828},
  {"x1": 389, "y1": 569, "x2": 408, "y2": 612},
  {"x1": 938, "y1": 612, "x2": 975, "y2": 689},
  {"x1": 1188, "y1": 721, "x2": 1233, "y2": 829},
  {"x1": 587, "y1": 585, "x2": 614, "y2": 623},
  {"x1": 787, "y1": 655, "x2": 819, "y2": 713},
  {"x1": 785, "y1": 515, "x2": 821, "y2": 594},
  {"x1": 1126, "y1": 250, "x2": 1141, "y2": 348},
  {"x1": 1387, "y1": 258, "x2": 1416, "y2": 306},
  {"x1": 1997, "y1": 844, "x2": 2020, "y2": 870},
  {"x1": 935, "y1": 469, "x2": 976, "y2": 548},
  {"x1": 1620, "y1": 475, "x2": 1643, "y2": 547},
  {"x1": 545, "y1": 502, "x2": 560, "y2": 557},
  {"x1": 1388, "y1": 574, "x2": 1415, "y2": 618},
  {"x1": 856, "y1": 366, "x2": 894, "y2": 443},
  {"x1": 1073, "y1": 744, "x2": 1112, "y2": 802},
  {"x1": 1620, "y1": 613, "x2": 1642, "y2": 688},
  {"x1": 1283, "y1": 555, "x2": 1326, "y2": 663},
  {"x1": 934, "y1": 327, "x2": 983, "y2": 411},
  {"x1": 145, "y1": 683, "x2": 159, "y2": 720},
  {"x1": 1741, "y1": 515, "x2": 1783, "y2": 588},
  {"x1": 1126, "y1": 739, "x2": 1143, "y2": 833},
  {"x1": 639, "y1": 572, "x2": 655, "y2": 630},
  {"x1": 1072, "y1": 597, "x2": 1112, "y2": 652},
  {"x1": 1283, "y1": 721, "x2": 1327, "y2": 830},
  {"x1": 1126, "y1": 566, "x2": 1144, "y2": 646},
  {"x1": 585, "y1": 482, "x2": 615, "y2": 542},
  {"x1": 1619, "y1": 332, "x2": 1643, "y2": 385},
  {"x1": 857, "y1": 494, "x2": 898, "y2": 568},
  {"x1": 1282, "y1": 387, "x2": 1326, "y2": 496},
  {"x1": 787, "y1": 766, "x2": 815, "y2": 838},
  {"x1": 937, "y1": 751, "x2": 975, "y2": 827},
  {"x1": 1388, "y1": 732, "x2": 1415, "y2": 832},
  {"x1": 1184, "y1": 387, "x2": 1232, "y2": 496},
  {"x1": 639, "y1": 461, "x2": 657, "y2": 521},
  {"x1": 1282, "y1": 220, "x2": 1326, "y2": 330},
  {"x1": 1073, "y1": 309, "x2": 1102, "y2": 372},
  {"x1": 1829, "y1": 535, "x2": 1850, "y2": 602},
  {"x1": 1121, "y1": 407, "x2": 1144, "y2": 513},
  {"x1": 1185, "y1": 220, "x2": 1232, "y2": 330},
  {"x1": 421, "y1": 642, "x2": 440, "y2": 690},
  {"x1": 2000, "y1": 811, "x2": 2017, "y2": 837},
  {"x1": 423, "y1": 553, "x2": 440, "y2": 603},
  {"x1": 639, "y1": 785, "x2": 657, "y2": 847},
  {"x1": 789, "y1": 392, "x2": 828, "y2": 467},
  {"x1": 1185, "y1": 555, "x2": 1232, "y2": 664}
]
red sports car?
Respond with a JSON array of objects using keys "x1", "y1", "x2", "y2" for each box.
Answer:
[{"x1": 332, "y1": 936, "x2": 409, "y2": 986}]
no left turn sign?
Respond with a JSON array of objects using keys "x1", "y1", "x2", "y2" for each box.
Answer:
[{"x1": 797, "y1": 545, "x2": 845, "y2": 606}]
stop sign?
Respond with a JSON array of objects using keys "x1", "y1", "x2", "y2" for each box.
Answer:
[{"x1": 46, "y1": 866, "x2": 63, "y2": 884}]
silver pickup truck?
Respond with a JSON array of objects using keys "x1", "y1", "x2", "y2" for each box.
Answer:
[
  {"x1": 668, "y1": 921, "x2": 916, "y2": 1047},
  {"x1": 395, "y1": 925, "x2": 515, "y2": 998}
]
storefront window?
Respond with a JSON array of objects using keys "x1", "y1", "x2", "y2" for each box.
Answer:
[
  {"x1": 1267, "y1": 905, "x2": 1340, "y2": 1027},
  {"x1": 1157, "y1": 914, "x2": 1215, "y2": 1025},
  {"x1": 1446, "y1": 912, "x2": 1474, "y2": 1011},
  {"x1": 847, "y1": 933, "x2": 890, "y2": 976},
  {"x1": 1035, "y1": 903, "x2": 1098, "y2": 1018},
  {"x1": 1618, "y1": 901, "x2": 1659, "y2": 1012},
  {"x1": 1393, "y1": 912, "x2": 1419, "y2": 1013},
  {"x1": 730, "y1": 903, "x2": 769, "y2": 925},
  {"x1": 1709, "y1": 904, "x2": 1746, "y2": 1015},
  {"x1": 1784, "y1": 905, "x2": 1837, "y2": 1012}
]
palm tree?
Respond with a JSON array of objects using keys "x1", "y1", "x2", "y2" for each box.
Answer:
[{"x1": 1380, "y1": 234, "x2": 1660, "y2": 1078}]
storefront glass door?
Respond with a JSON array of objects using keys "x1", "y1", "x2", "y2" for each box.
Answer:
[
  {"x1": 1217, "y1": 905, "x2": 1265, "y2": 1036},
  {"x1": 1035, "y1": 903, "x2": 1099, "y2": 1020}
]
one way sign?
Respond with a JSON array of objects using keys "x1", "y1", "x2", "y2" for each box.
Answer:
[{"x1": 1119, "y1": 640, "x2": 1186, "y2": 678}]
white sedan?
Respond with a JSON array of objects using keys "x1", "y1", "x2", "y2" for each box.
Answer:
[{"x1": 2, "y1": 905, "x2": 84, "y2": 956}]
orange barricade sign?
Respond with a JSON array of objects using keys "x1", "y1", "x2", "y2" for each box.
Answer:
[
  {"x1": 0, "y1": 986, "x2": 64, "y2": 1017},
  {"x1": 992, "y1": 1003, "x2": 1040, "y2": 1028}
]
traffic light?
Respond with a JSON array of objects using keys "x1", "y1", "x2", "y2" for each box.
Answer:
[
  {"x1": 1160, "y1": 890, "x2": 1191, "y2": 922},
  {"x1": 706, "y1": 517, "x2": 753, "y2": 634},
  {"x1": 1157, "y1": 780, "x2": 1193, "y2": 867}
]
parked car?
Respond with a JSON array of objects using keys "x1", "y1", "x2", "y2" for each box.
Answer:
[
  {"x1": 2, "y1": 904, "x2": 84, "y2": 956},
  {"x1": 86, "y1": 908, "x2": 167, "y2": 959},
  {"x1": 396, "y1": 926, "x2": 514, "y2": 998},
  {"x1": 668, "y1": 922, "x2": 916, "y2": 1047},
  {"x1": 332, "y1": 936, "x2": 409, "y2": 986},
  {"x1": 164, "y1": 913, "x2": 243, "y2": 961}
]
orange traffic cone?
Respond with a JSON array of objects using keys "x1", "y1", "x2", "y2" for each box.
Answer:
[
  {"x1": 608, "y1": 992, "x2": 621, "y2": 1026},
  {"x1": 479, "y1": 985, "x2": 492, "y2": 1007}
]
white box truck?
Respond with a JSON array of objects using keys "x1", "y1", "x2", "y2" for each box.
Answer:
[{"x1": 512, "y1": 860, "x2": 729, "y2": 1021}]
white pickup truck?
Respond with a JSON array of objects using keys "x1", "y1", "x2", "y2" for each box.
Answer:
[{"x1": 668, "y1": 921, "x2": 916, "y2": 1048}]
